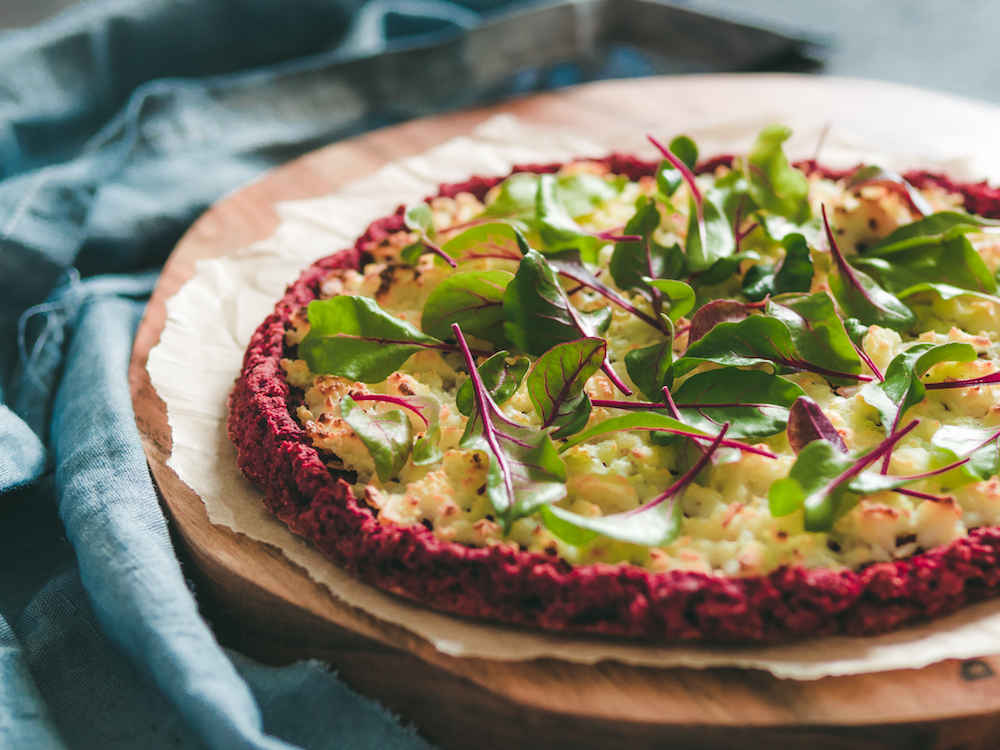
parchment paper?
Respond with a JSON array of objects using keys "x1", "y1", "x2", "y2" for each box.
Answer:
[{"x1": 148, "y1": 113, "x2": 1000, "y2": 680}]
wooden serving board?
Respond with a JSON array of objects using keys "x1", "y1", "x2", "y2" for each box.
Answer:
[{"x1": 129, "y1": 75, "x2": 1000, "y2": 750}]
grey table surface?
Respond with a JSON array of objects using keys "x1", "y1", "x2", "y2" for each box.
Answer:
[{"x1": 2, "y1": 0, "x2": 998, "y2": 106}]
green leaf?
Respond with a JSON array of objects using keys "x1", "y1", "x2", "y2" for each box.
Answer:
[
  {"x1": 609, "y1": 200, "x2": 684, "y2": 294},
  {"x1": 503, "y1": 249, "x2": 611, "y2": 356},
  {"x1": 300, "y1": 296, "x2": 445, "y2": 382},
  {"x1": 765, "y1": 293, "x2": 862, "y2": 381},
  {"x1": 536, "y1": 174, "x2": 601, "y2": 261},
  {"x1": 685, "y1": 192, "x2": 735, "y2": 272},
  {"x1": 677, "y1": 315, "x2": 798, "y2": 376},
  {"x1": 527, "y1": 338, "x2": 605, "y2": 438},
  {"x1": 457, "y1": 331, "x2": 567, "y2": 529},
  {"x1": 559, "y1": 412, "x2": 703, "y2": 452},
  {"x1": 773, "y1": 233, "x2": 815, "y2": 294},
  {"x1": 456, "y1": 351, "x2": 529, "y2": 416},
  {"x1": 645, "y1": 279, "x2": 695, "y2": 321},
  {"x1": 340, "y1": 395, "x2": 413, "y2": 483},
  {"x1": 556, "y1": 173, "x2": 628, "y2": 217},
  {"x1": 541, "y1": 496, "x2": 683, "y2": 548},
  {"x1": 672, "y1": 368, "x2": 805, "y2": 439},
  {"x1": 742, "y1": 263, "x2": 776, "y2": 302},
  {"x1": 747, "y1": 124, "x2": 811, "y2": 224},
  {"x1": 852, "y1": 235, "x2": 998, "y2": 302},
  {"x1": 420, "y1": 270, "x2": 512, "y2": 348},
  {"x1": 860, "y1": 342, "x2": 976, "y2": 435},
  {"x1": 768, "y1": 439, "x2": 855, "y2": 530},
  {"x1": 670, "y1": 135, "x2": 698, "y2": 169},
  {"x1": 409, "y1": 397, "x2": 444, "y2": 466},
  {"x1": 401, "y1": 202, "x2": 441, "y2": 265},
  {"x1": 441, "y1": 222, "x2": 525, "y2": 264},
  {"x1": 479, "y1": 173, "x2": 539, "y2": 230},
  {"x1": 867, "y1": 211, "x2": 993, "y2": 255},
  {"x1": 696, "y1": 250, "x2": 761, "y2": 287},
  {"x1": 931, "y1": 425, "x2": 1000, "y2": 485},
  {"x1": 655, "y1": 136, "x2": 698, "y2": 199},
  {"x1": 625, "y1": 339, "x2": 674, "y2": 402}
]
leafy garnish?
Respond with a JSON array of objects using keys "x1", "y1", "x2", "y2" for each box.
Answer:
[
  {"x1": 440, "y1": 222, "x2": 525, "y2": 264},
  {"x1": 687, "y1": 299, "x2": 750, "y2": 344},
  {"x1": 547, "y1": 249, "x2": 661, "y2": 330},
  {"x1": 786, "y1": 396, "x2": 848, "y2": 455},
  {"x1": 867, "y1": 211, "x2": 995, "y2": 255},
  {"x1": 301, "y1": 296, "x2": 487, "y2": 383},
  {"x1": 536, "y1": 174, "x2": 602, "y2": 261},
  {"x1": 504, "y1": 249, "x2": 630, "y2": 394},
  {"x1": 765, "y1": 293, "x2": 862, "y2": 378},
  {"x1": 853, "y1": 234, "x2": 999, "y2": 303},
  {"x1": 340, "y1": 395, "x2": 413, "y2": 483},
  {"x1": 559, "y1": 410, "x2": 777, "y2": 459},
  {"x1": 645, "y1": 278, "x2": 695, "y2": 322},
  {"x1": 742, "y1": 233, "x2": 814, "y2": 302},
  {"x1": 609, "y1": 199, "x2": 685, "y2": 298},
  {"x1": 456, "y1": 351, "x2": 529, "y2": 416},
  {"x1": 768, "y1": 421, "x2": 919, "y2": 531},
  {"x1": 859, "y1": 341, "x2": 976, "y2": 471},
  {"x1": 420, "y1": 270, "x2": 512, "y2": 348},
  {"x1": 542, "y1": 425, "x2": 727, "y2": 547},
  {"x1": 679, "y1": 300, "x2": 869, "y2": 383},
  {"x1": 822, "y1": 205, "x2": 916, "y2": 331},
  {"x1": 931, "y1": 425, "x2": 1000, "y2": 484},
  {"x1": 454, "y1": 325, "x2": 567, "y2": 529},
  {"x1": 624, "y1": 338, "x2": 674, "y2": 402},
  {"x1": 478, "y1": 173, "x2": 539, "y2": 230},
  {"x1": 527, "y1": 338, "x2": 605, "y2": 438},
  {"x1": 401, "y1": 202, "x2": 457, "y2": 267},
  {"x1": 670, "y1": 368, "x2": 805, "y2": 439},
  {"x1": 745, "y1": 124, "x2": 811, "y2": 225},
  {"x1": 695, "y1": 250, "x2": 761, "y2": 287},
  {"x1": 352, "y1": 394, "x2": 444, "y2": 467}
]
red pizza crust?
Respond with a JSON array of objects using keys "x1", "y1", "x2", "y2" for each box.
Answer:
[{"x1": 227, "y1": 155, "x2": 1000, "y2": 641}]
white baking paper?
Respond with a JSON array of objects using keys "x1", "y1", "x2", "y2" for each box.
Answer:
[{"x1": 148, "y1": 111, "x2": 1000, "y2": 680}]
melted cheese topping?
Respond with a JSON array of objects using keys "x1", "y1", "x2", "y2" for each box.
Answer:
[{"x1": 282, "y1": 162, "x2": 1000, "y2": 576}]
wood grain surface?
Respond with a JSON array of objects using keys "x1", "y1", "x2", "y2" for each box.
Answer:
[{"x1": 129, "y1": 74, "x2": 1000, "y2": 750}]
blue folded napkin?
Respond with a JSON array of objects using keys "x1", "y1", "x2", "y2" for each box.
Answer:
[{"x1": 0, "y1": 1, "x2": 811, "y2": 746}]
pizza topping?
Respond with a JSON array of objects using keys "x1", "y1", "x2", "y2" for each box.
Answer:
[{"x1": 282, "y1": 128, "x2": 1000, "y2": 575}]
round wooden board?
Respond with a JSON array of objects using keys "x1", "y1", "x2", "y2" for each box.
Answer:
[{"x1": 130, "y1": 74, "x2": 1000, "y2": 750}]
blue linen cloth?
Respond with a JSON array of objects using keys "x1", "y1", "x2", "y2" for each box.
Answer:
[{"x1": 0, "y1": 0, "x2": 807, "y2": 746}]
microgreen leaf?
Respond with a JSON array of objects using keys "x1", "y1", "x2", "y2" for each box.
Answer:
[
  {"x1": 655, "y1": 135, "x2": 698, "y2": 198},
  {"x1": 340, "y1": 395, "x2": 413, "y2": 483},
  {"x1": 679, "y1": 304, "x2": 869, "y2": 384},
  {"x1": 548, "y1": 249, "x2": 661, "y2": 329},
  {"x1": 542, "y1": 424, "x2": 727, "y2": 548},
  {"x1": 765, "y1": 292, "x2": 862, "y2": 382},
  {"x1": 527, "y1": 338, "x2": 605, "y2": 438},
  {"x1": 625, "y1": 338, "x2": 674, "y2": 402},
  {"x1": 823, "y1": 205, "x2": 916, "y2": 331},
  {"x1": 556, "y1": 172, "x2": 628, "y2": 217},
  {"x1": 402, "y1": 202, "x2": 456, "y2": 267},
  {"x1": 441, "y1": 222, "x2": 525, "y2": 264},
  {"x1": 420, "y1": 270, "x2": 512, "y2": 348},
  {"x1": 671, "y1": 368, "x2": 805, "y2": 439},
  {"x1": 559, "y1": 411, "x2": 700, "y2": 452},
  {"x1": 931, "y1": 425, "x2": 1000, "y2": 484},
  {"x1": 454, "y1": 325, "x2": 567, "y2": 529},
  {"x1": 301, "y1": 296, "x2": 459, "y2": 383},
  {"x1": 746, "y1": 124, "x2": 811, "y2": 224},
  {"x1": 867, "y1": 211, "x2": 995, "y2": 255},
  {"x1": 352, "y1": 394, "x2": 443, "y2": 467},
  {"x1": 786, "y1": 396, "x2": 847, "y2": 455},
  {"x1": 684, "y1": 192, "x2": 736, "y2": 272},
  {"x1": 693, "y1": 250, "x2": 761, "y2": 287},
  {"x1": 536, "y1": 174, "x2": 602, "y2": 262},
  {"x1": 644, "y1": 278, "x2": 695, "y2": 322},
  {"x1": 455, "y1": 351, "x2": 529, "y2": 417},
  {"x1": 687, "y1": 299, "x2": 750, "y2": 344},
  {"x1": 742, "y1": 233, "x2": 814, "y2": 302},
  {"x1": 504, "y1": 250, "x2": 630, "y2": 394},
  {"x1": 852, "y1": 234, "x2": 998, "y2": 302},
  {"x1": 846, "y1": 458, "x2": 970, "y2": 495},
  {"x1": 860, "y1": 342, "x2": 977, "y2": 440},
  {"x1": 479, "y1": 173, "x2": 539, "y2": 230},
  {"x1": 769, "y1": 421, "x2": 919, "y2": 531}
]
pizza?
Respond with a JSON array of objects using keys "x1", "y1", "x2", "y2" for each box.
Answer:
[{"x1": 228, "y1": 126, "x2": 1000, "y2": 641}]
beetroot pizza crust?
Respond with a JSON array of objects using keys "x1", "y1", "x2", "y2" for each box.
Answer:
[{"x1": 227, "y1": 155, "x2": 1000, "y2": 642}]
